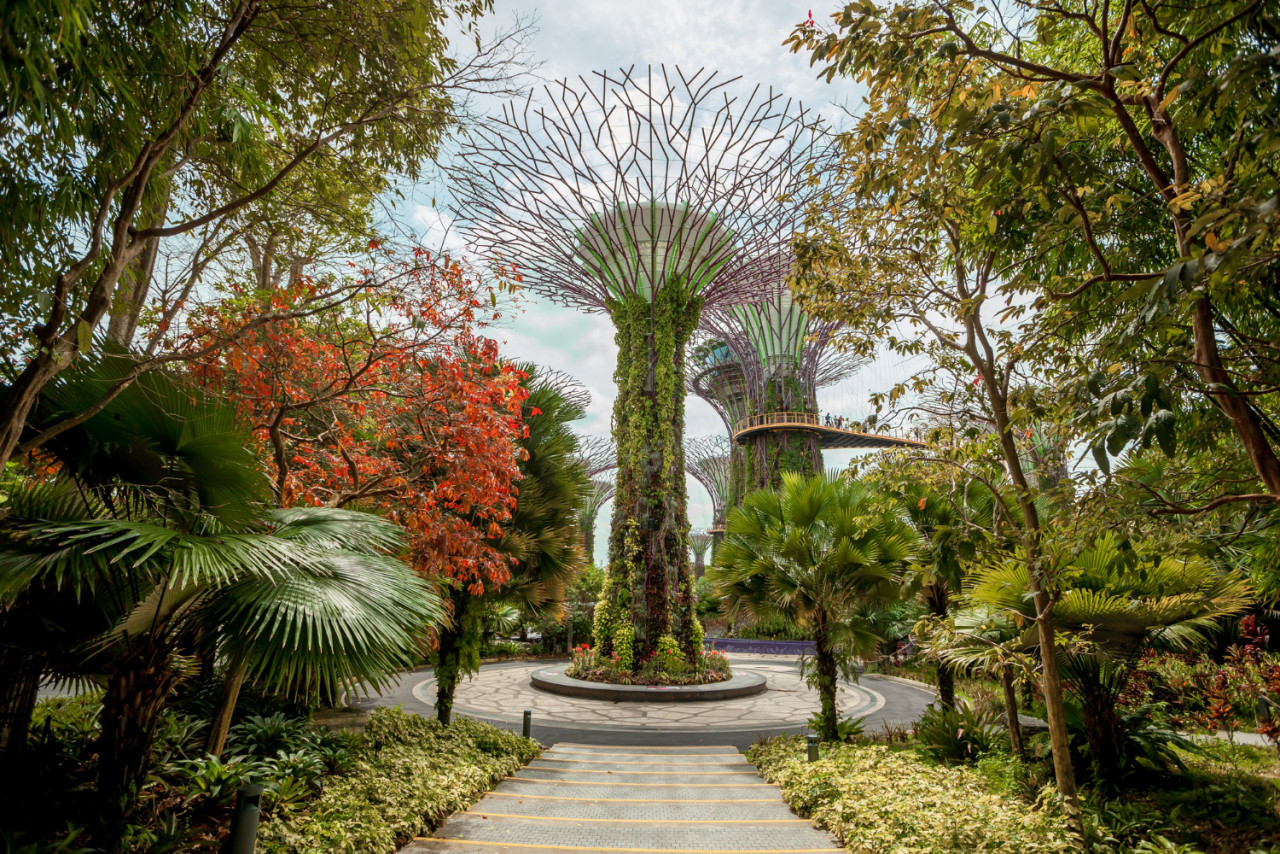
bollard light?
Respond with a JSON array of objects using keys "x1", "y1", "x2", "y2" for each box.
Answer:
[
  {"x1": 523, "y1": 709, "x2": 532, "y2": 739},
  {"x1": 807, "y1": 733, "x2": 819, "y2": 763},
  {"x1": 224, "y1": 783, "x2": 264, "y2": 854}
]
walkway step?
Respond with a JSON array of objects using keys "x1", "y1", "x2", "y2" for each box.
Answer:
[
  {"x1": 404, "y1": 844, "x2": 841, "y2": 854},
  {"x1": 402, "y1": 745, "x2": 837, "y2": 854},
  {"x1": 549, "y1": 744, "x2": 742, "y2": 756},
  {"x1": 466, "y1": 794, "x2": 799, "y2": 821}
]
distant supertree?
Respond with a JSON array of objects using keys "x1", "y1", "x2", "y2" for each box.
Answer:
[
  {"x1": 688, "y1": 529, "x2": 714, "y2": 577},
  {"x1": 535, "y1": 368, "x2": 592, "y2": 414},
  {"x1": 577, "y1": 476, "x2": 616, "y2": 565},
  {"x1": 685, "y1": 435, "x2": 733, "y2": 535},
  {"x1": 453, "y1": 66, "x2": 826, "y2": 664},
  {"x1": 703, "y1": 271, "x2": 864, "y2": 489},
  {"x1": 573, "y1": 435, "x2": 617, "y2": 478}
]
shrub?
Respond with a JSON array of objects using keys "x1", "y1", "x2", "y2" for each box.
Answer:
[
  {"x1": 564, "y1": 642, "x2": 731, "y2": 686},
  {"x1": 914, "y1": 702, "x2": 1006, "y2": 763},
  {"x1": 748, "y1": 736, "x2": 1072, "y2": 853},
  {"x1": 256, "y1": 708, "x2": 540, "y2": 853}
]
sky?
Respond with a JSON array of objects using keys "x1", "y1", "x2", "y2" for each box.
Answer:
[{"x1": 409, "y1": 2, "x2": 925, "y2": 563}]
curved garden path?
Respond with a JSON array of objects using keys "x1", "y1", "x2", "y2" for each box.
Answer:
[{"x1": 354, "y1": 654, "x2": 935, "y2": 748}]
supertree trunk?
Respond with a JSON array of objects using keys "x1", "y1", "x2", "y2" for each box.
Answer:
[
  {"x1": 745, "y1": 429, "x2": 822, "y2": 490},
  {"x1": 595, "y1": 288, "x2": 702, "y2": 666}
]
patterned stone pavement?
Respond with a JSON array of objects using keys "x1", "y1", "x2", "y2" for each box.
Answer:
[
  {"x1": 354, "y1": 655, "x2": 935, "y2": 747},
  {"x1": 413, "y1": 657, "x2": 879, "y2": 731},
  {"x1": 400, "y1": 743, "x2": 842, "y2": 854}
]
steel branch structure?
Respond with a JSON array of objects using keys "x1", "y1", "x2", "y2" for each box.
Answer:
[
  {"x1": 577, "y1": 476, "x2": 617, "y2": 564},
  {"x1": 451, "y1": 66, "x2": 828, "y2": 312},
  {"x1": 688, "y1": 529, "x2": 714, "y2": 577},
  {"x1": 536, "y1": 368, "x2": 592, "y2": 413},
  {"x1": 573, "y1": 435, "x2": 616, "y2": 478},
  {"x1": 702, "y1": 266, "x2": 865, "y2": 489},
  {"x1": 453, "y1": 66, "x2": 827, "y2": 664},
  {"x1": 685, "y1": 434, "x2": 733, "y2": 534}
]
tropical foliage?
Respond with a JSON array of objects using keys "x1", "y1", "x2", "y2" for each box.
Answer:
[
  {"x1": 749, "y1": 737, "x2": 1074, "y2": 854},
  {"x1": 711, "y1": 472, "x2": 917, "y2": 740}
]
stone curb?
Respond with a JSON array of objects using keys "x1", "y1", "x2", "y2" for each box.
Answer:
[{"x1": 530, "y1": 665, "x2": 769, "y2": 702}]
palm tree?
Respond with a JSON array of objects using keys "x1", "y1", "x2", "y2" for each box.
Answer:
[
  {"x1": 434, "y1": 364, "x2": 588, "y2": 723},
  {"x1": 967, "y1": 532, "x2": 1252, "y2": 776},
  {"x1": 0, "y1": 355, "x2": 443, "y2": 833},
  {"x1": 710, "y1": 472, "x2": 917, "y2": 740}
]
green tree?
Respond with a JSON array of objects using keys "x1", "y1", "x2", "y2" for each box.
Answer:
[
  {"x1": 791, "y1": 0, "x2": 1280, "y2": 508},
  {"x1": 434, "y1": 365, "x2": 588, "y2": 723},
  {"x1": 967, "y1": 532, "x2": 1251, "y2": 778},
  {"x1": 0, "y1": 0, "x2": 507, "y2": 469},
  {"x1": 711, "y1": 472, "x2": 916, "y2": 741}
]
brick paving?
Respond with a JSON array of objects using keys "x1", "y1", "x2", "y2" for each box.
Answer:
[{"x1": 400, "y1": 744, "x2": 841, "y2": 854}]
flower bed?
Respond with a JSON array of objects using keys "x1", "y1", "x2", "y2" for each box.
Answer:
[
  {"x1": 748, "y1": 736, "x2": 1073, "y2": 854},
  {"x1": 563, "y1": 639, "x2": 731, "y2": 686}
]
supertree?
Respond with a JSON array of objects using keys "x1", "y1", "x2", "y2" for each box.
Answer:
[
  {"x1": 453, "y1": 66, "x2": 826, "y2": 664},
  {"x1": 703, "y1": 266, "x2": 865, "y2": 490},
  {"x1": 573, "y1": 435, "x2": 616, "y2": 478},
  {"x1": 687, "y1": 529, "x2": 714, "y2": 577},
  {"x1": 577, "y1": 476, "x2": 616, "y2": 565},
  {"x1": 685, "y1": 435, "x2": 733, "y2": 536}
]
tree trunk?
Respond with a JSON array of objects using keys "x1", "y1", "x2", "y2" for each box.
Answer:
[
  {"x1": 204, "y1": 653, "x2": 248, "y2": 757},
  {"x1": 1079, "y1": 670, "x2": 1126, "y2": 780},
  {"x1": 106, "y1": 186, "x2": 171, "y2": 348},
  {"x1": 936, "y1": 661, "x2": 957, "y2": 710},
  {"x1": 969, "y1": 324, "x2": 1081, "y2": 831},
  {"x1": 98, "y1": 649, "x2": 181, "y2": 839},
  {"x1": 0, "y1": 645, "x2": 45, "y2": 764},
  {"x1": 813, "y1": 617, "x2": 839, "y2": 741},
  {"x1": 1190, "y1": 296, "x2": 1280, "y2": 495},
  {"x1": 999, "y1": 663, "x2": 1025, "y2": 759}
]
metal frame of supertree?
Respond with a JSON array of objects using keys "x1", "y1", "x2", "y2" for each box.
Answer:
[
  {"x1": 701, "y1": 265, "x2": 864, "y2": 490},
  {"x1": 534, "y1": 367, "x2": 592, "y2": 413},
  {"x1": 452, "y1": 66, "x2": 827, "y2": 663},
  {"x1": 451, "y1": 66, "x2": 828, "y2": 310},
  {"x1": 687, "y1": 528, "x2": 714, "y2": 577},
  {"x1": 685, "y1": 434, "x2": 733, "y2": 532},
  {"x1": 577, "y1": 475, "x2": 617, "y2": 564},
  {"x1": 573, "y1": 435, "x2": 616, "y2": 478}
]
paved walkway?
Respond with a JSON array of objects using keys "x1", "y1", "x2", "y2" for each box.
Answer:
[
  {"x1": 401, "y1": 742, "x2": 841, "y2": 854},
  {"x1": 352, "y1": 655, "x2": 935, "y2": 748}
]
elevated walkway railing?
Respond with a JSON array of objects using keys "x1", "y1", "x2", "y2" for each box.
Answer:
[{"x1": 730, "y1": 411, "x2": 926, "y2": 447}]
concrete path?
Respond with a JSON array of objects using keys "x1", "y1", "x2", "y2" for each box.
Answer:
[
  {"x1": 352, "y1": 655, "x2": 935, "y2": 749},
  {"x1": 400, "y1": 743, "x2": 840, "y2": 854}
]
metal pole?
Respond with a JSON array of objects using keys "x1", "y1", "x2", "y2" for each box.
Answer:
[
  {"x1": 224, "y1": 783, "x2": 264, "y2": 854},
  {"x1": 807, "y1": 734, "x2": 819, "y2": 763},
  {"x1": 522, "y1": 710, "x2": 532, "y2": 739}
]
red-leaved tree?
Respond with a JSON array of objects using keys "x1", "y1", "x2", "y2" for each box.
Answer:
[{"x1": 186, "y1": 249, "x2": 527, "y2": 591}]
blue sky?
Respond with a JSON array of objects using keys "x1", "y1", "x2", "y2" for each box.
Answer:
[{"x1": 411, "y1": 2, "x2": 923, "y2": 562}]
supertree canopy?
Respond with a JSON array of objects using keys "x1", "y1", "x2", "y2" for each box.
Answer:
[
  {"x1": 453, "y1": 66, "x2": 825, "y2": 666},
  {"x1": 688, "y1": 529, "x2": 714, "y2": 577},
  {"x1": 573, "y1": 435, "x2": 617, "y2": 478},
  {"x1": 703, "y1": 268, "x2": 864, "y2": 490},
  {"x1": 577, "y1": 476, "x2": 617, "y2": 566},
  {"x1": 685, "y1": 435, "x2": 733, "y2": 535}
]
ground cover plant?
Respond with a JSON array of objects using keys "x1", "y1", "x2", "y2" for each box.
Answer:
[
  {"x1": 751, "y1": 731, "x2": 1280, "y2": 854},
  {"x1": 258, "y1": 708, "x2": 540, "y2": 853},
  {"x1": 13, "y1": 693, "x2": 537, "y2": 853},
  {"x1": 748, "y1": 735, "x2": 1074, "y2": 853}
]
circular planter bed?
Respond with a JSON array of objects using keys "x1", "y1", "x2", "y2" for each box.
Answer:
[{"x1": 530, "y1": 665, "x2": 768, "y2": 702}]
